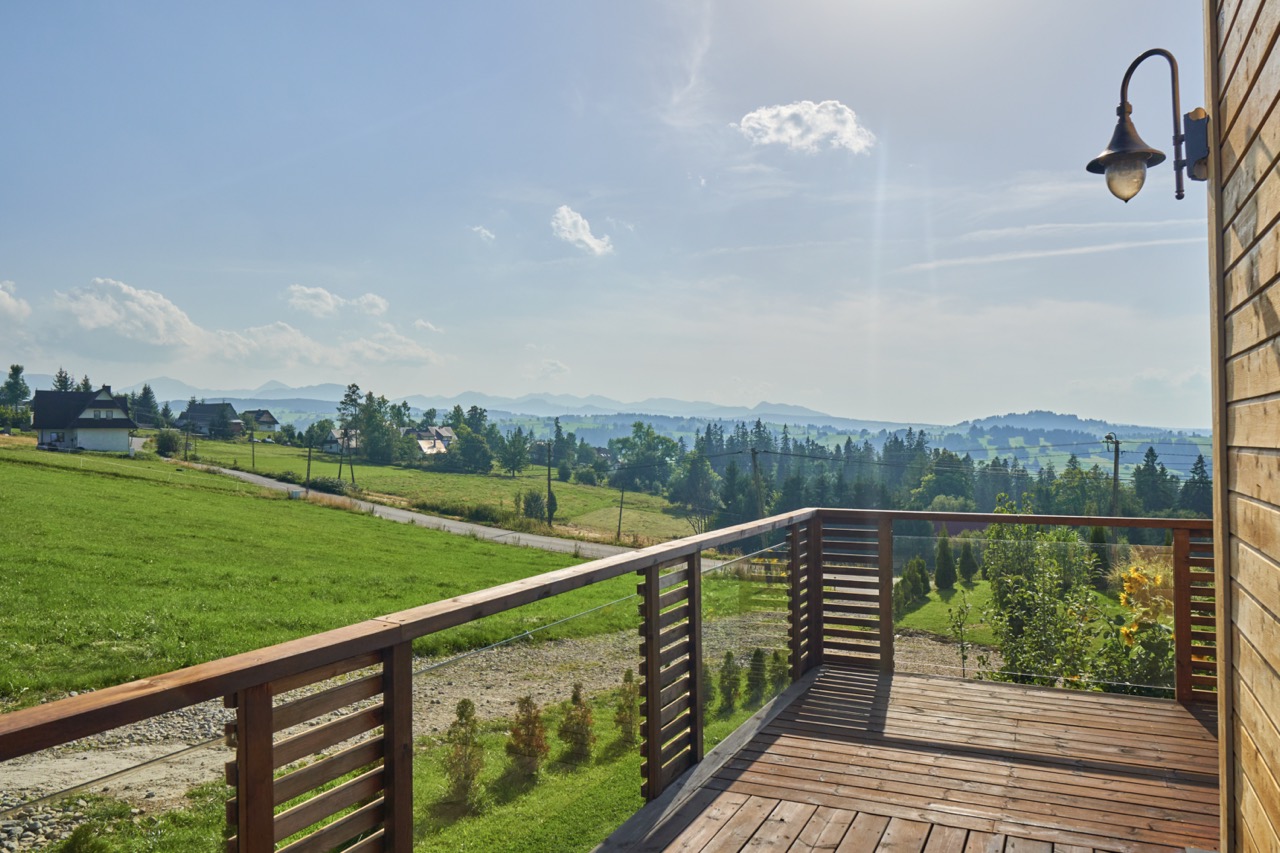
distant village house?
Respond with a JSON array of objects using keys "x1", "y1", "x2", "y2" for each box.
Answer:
[
  {"x1": 412, "y1": 425, "x2": 455, "y2": 455},
  {"x1": 175, "y1": 402, "x2": 243, "y2": 437},
  {"x1": 240, "y1": 409, "x2": 280, "y2": 432},
  {"x1": 31, "y1": 387, "x2": 138, "y2": 452}
]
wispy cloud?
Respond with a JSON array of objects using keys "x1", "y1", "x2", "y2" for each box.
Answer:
[
  {"x1": 471, "y1": 225, "x2": 496, "y2": 243},
  {"x1": 286, "y1": 284, "x2": 388, "y2": 317},
  {"x1": 959, "y1": 219, "x2": 1205, "y2": 243},
  {"x1": 526, "y1": 358, "x2": 570, "y2": 381},
  {"x1": 734, "y1": 100, "x2": 875, "y2": 154},
  {"x1": 661, "y1": 0, "x2": 713, "y2": 130},
  {"x1": 414, "y1": 318, "x2": 443, "y2": 333},
  {"x1": 551, "y1": 205, "x2": 613, "y2": 256},
  {"x1": 898, "y1": 237, "x2": 1206, "y2": 273},
  {"x1": 0, "y1": 280, "x2": 32, "y2": 322},
  {"x1": 52, "y1": 278, "x2": 438, "y2": 372}
]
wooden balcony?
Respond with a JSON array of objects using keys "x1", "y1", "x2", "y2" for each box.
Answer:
[
  {"x1": 0, "y1": 509, "x2": 1219, "y2": 852},
  {"x1": 605, "y1": 668, "x2": 1219, "y2": 852}
]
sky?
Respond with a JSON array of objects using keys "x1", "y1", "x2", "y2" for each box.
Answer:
[{"x1": 1, "y1": 1, "x2": 1213, "y2": 427}]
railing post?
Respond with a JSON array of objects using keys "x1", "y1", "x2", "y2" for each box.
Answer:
[
  {"x1": 639, "y1": 563, "x2": 662, "y2": 800},
  {"x1": 382, "y1": 641, "x2": 413, "y2": 852},
  {"x1": 1173, "y1": 527, "x2": 1193, "y2": 704},
  {"x1": 788, "y1": 523, "x2": 805, "y2": 681},
  {"x1": 234, "y1": 684, "x2": 274, "y2": 853},
  {"x1": 687, "y1": 552, "x2": 704, "y2": 764},
  {"x1": 807, "y1": 515, "x2": 824, "y2": 665},
  {"x1": 878, "y1": 517, "x2": 895, "y2": 672}
]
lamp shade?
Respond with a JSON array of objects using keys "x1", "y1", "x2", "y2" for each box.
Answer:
[{"x1": 1086, "y1": 105, "x2": 1166, "y2": 175}]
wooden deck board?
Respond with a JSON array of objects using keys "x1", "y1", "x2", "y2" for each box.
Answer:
[{"x1": 602, "y1": 669, "x2": 1219, "y2": 853}]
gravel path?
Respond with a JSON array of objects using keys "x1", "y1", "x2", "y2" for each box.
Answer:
[{"x1": 0, "y1": 622, "x2": 990, "y2": 850}]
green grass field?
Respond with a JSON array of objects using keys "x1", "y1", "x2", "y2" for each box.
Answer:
[
  {"x1": 1, "y1": 442, "x2": 649, "y2": 705},
  {"x1": 177, "y1": 436, "x2": 695, "y2": 542}
]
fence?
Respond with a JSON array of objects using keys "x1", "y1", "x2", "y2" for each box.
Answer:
[{"x1": 0, "y1": 509, "x2": 1215, "y2": 851}]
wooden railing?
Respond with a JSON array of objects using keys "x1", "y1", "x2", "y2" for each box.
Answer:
[{"x1": 0, "y1": 509, "x2": 1216, "y2": 851}]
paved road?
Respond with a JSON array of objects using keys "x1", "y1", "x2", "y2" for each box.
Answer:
[{"x1": 210, "y1": 466, "x2": 634, "y2": 560}]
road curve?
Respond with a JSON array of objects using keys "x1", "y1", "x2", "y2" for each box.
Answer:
[{"x1": 206, "y1": 465, "x2": 634, "y2": 560}]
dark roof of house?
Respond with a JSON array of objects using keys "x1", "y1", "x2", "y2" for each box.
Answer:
[
  {"x1": 177, "y1": 402, "x2": 239, "y2": 423},
  {"x1": 31, "y1": 388, "x2": 137, "y2": 431},
  {"x1": 242, "y1": 409, "x2": 279, "y2": 424}
]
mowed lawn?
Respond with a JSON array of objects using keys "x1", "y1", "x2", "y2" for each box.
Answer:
[
  {"x1": 0, "y1": 444, "x2": 648, "y2": 705},
  {"x1": 181, "y1": 437, "x2": 696, "y2": 542}
]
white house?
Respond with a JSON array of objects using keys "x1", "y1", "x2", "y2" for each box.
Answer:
[{"x1": 31, "y1": 387, "x2": 137, "y2": 452}]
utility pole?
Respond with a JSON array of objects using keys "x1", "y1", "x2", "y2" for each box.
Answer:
[
  {"x1": 545, "y1": 442, "x2": 554, "y2": 525},
  {"x1": 750, "y1": 448, "x2": 765, "y2": 520},
  {"x1": 1104, "y1": 432, "x2": 1121, "y2": 516},
  {"x1": 305, "y1": 441, "x2": 313, "y2": 496},
  {"x1": 616, "y1": 483, "x2": 626, "y2": 541}
]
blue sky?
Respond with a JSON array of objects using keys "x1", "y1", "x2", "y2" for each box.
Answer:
[{"x1": 1, "y1": 1, "x2": 1211, "y2": 426}]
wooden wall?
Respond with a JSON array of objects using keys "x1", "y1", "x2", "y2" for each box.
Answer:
[{"x1": 1207, "y1": 0, "x2": 1280, "y2": 848}]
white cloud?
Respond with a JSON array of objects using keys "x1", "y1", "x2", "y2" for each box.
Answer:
[
  {"x1": 286, "y1": 284, "x2": 388, "y2": 317},
  {"x1": 55, "y1": 277, "x2": 204, "y2": 346},
  {"x1": 526, "y1": 358, "x2": 570, "y2": 381},
  {"x1": 898, "y1": 237, "x2": 1205, "y2": 273},
  {"x1": 52, "y1": 277, "x2": 438, "y2": 374},
  {"x1": 0, "y1": 280, "x2": 32, "y2": 321},
  {"x1": 551, "y1": 205, "x2": 613, "y2": 256},
  {"x1": 347, "y1": 323, "x2": 441, "y2": 366},
  {"x1": 414, "y1": 318, "x2": 443, "y2": 333},
  {"x1": 734, "y1": 100, "x2": 875, "y2": 154},
  {"x1": 471, "y1": 225, "x2": 496, "y2": 243}
]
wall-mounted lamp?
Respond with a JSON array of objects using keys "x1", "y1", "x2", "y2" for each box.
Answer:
[{"x1": 1086, "y1": 48, "x2": 1210, "y2": 202}]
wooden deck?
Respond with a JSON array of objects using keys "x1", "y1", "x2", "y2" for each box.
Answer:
[{"x1": 605, "y1": 668, "x2": 1220, "y2": 853}]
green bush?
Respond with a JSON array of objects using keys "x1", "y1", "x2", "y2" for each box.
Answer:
[
  {"x1": 154, "y1": 430, "x2": 181, "y2": 457},
  {"x1": 506, "y1": 695, "x2": 550, "y2": 775},
  {"x1": 768, "y1": 649, "x2": 789, "y2": 693},
  {"x1": 958, "y1": 541, "x2": 979, "y2": 584},
  {"x1": 718, "y1": 652, "x2": 742, "y2": 712},
  {"x1": 444, "y1": 699, "x2": 485, "y2": 807},
  {"x1": 613, "y1": 669, "x2": 639, "y2": 745},
  {"x1": 557, "y1": 683, "x2": 596, "y2": 762},
  {"x1": 573, "y1": 467, "x2": 598, "y2": 486},
  {"x1": 307, "y1": 476, "x2": 348, "y2": 496}
]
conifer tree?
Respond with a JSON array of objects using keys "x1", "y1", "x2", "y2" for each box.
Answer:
[{"x1": 935, "y1": 529, "x2": 957, "y2": 590}]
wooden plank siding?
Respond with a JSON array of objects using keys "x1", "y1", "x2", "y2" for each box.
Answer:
[{"x1": 1209, "y1": 0, "x2": 1280, "y2": 846}]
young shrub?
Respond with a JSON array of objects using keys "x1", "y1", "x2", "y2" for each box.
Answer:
[
  {"x1": 443, "y1": 699, "x2": 485, "y2": 807},
  {"x1": 934, "y1": 531, "x2": 957, "y2": 591},
  {"x1": 768, "y1": 649, "x2": 789, "y2": 693},
  {"x1": 958, "y1": 540, "x2": 979, "y2": 584},
  {"x1": 506, "y1": 695, "x2": 549, "y2": 776},
  {"x1": 614, "y1": 669, "x2": 640, "y2": 745},
  {"x1": 718, "y1": 651, "x2": 742, "y2": 712},
  {"x1": 573, "y1": 467, "x2": 598, "y2": 486},
  {"x1": 521, "y1": 489, "x2": 546, "y2": 521},
  {"x1": 557, "y1": 460, "x2": 572, "y2": 482},
  {"x1": 700, "y1": 661, "x2": 716, "y2": 717},
  {"x1": 557, "y1": 682, "x2": 596, "y2": 762},
  {"x1": 747, "y1": 648, "x2": 768, "y2": 706}
]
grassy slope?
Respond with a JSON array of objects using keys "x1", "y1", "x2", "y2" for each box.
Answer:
[
  {"x1": 0, "y1": 443, "x2": 659, "y2": 702},
  {"x1": 181, "y1": 437, "x2": 694, "y2": 541}
]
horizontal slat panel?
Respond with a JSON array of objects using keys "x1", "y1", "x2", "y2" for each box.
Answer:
[
  {"x1": 659, "y1": 693, "x2": 692, "y2": 729},
  {"x1": 273, "y1": 673, "x2": 383, "y2": 733},
  {"x1": 823, "y1": 628, "x2": 879, "y2": 644},
  {"x1": 274, "y1": 766, "x2": 384, "y2": 842},
  {"x1": 659, "y1": 708, "x2": 692, "y2": 747},
  {"x1": 274, "y1": 706, "x2": 384, "y2": 769},
  {"x1": 274, "y1": 736, "x2": 384, "y2": 806},
  {"x1": 277, "y1": 798, "x2": 384, "y2": 853},
  {"x1": 659, "y1": 730, "x2": 693, "y2": 768}
]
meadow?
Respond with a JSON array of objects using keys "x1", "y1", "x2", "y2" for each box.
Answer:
[
  {"x1": 179, "y1": 436, "x2": 696, "y2": 542},
  {"x1": 0, "y1": 441, "x2": 628, "y2": 704}
]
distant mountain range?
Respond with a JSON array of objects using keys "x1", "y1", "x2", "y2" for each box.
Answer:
[{"x1": 19, "y1": 374, "x2": 1208, "y2": 436}]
